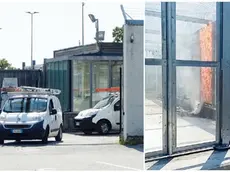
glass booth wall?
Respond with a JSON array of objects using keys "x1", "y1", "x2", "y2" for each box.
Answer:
[
  {"x1": 72, "y1": 60, "x2": 90, "y2": 112},
  {"x1": 72, "y1": 60, "x2": 122, "y2": 111},
  {"x1": 112, "y1": 61, "x2": 122, "y2": 87},
  {"x1": 92, "y1": 61, "x2": 110, "y2": 107}
]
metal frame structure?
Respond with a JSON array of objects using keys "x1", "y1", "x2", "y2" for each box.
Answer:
[
  {"x1": 145, "y1": 2, "x2": 222, "y2": 160},
  {"x1": 45, "y1": 43, "x2": 123, "y2": 112}
]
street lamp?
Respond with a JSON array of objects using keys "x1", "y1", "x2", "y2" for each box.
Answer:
[
  {"x1": 26, "y1": 11, "x2": 39, "y2": 69},
  {"x1": 88, "y1": 14, "x2": 99, "y2": 44}
]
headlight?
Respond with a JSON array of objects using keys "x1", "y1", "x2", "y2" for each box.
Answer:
[
  {"x1": 0, "y1": 115, "x2": 6, "y2": 122},
  {"x1": 85, "y1": 113, "x2": 97, "y2": 118},
  {"x1": 32, "y1": 116, "x2": 43, "y2": 121}
]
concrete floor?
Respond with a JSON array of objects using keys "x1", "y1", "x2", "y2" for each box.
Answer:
[
  {"x1": 0, "y1": 133, "x2": 143, "y2": 171},
  {"x1": 146, "y1": 148, "x2": 230, "y2": 170},
  {"x1": 145, "y1": 99, "x2": 216, "y2": 153}
]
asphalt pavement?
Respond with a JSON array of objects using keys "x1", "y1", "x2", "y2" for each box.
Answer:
[{"x1": 0, "y1": 133, "x2": 143, "y2": 171}]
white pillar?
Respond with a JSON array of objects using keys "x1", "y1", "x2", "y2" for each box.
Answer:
[{"x1": 122, "y1": 21, "x2": 144, "y2": 143}]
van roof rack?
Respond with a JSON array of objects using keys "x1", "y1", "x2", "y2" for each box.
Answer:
[{"x1": 14, "y1": 86, "x2": 61, "y2": 95}]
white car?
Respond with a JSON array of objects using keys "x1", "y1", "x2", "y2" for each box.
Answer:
[
  {"x1": 0, "y1": 87, "x2": 63, "y2": 144},
  {"x1": 74, "y1": 93, "x2": 121, "y2": 135}
]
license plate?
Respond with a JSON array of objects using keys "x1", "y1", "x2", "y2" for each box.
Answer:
[
  {"x1": 11, "y1": 129, "x2": 23, "y2": 134},
  {"x1": 75, "y1": 122, "x2": 80, "y2": 126}
]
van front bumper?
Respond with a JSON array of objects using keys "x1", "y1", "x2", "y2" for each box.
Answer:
[
  {"x1": 74, "y1": 116, "x2": 96, "y2": 131},
  {"x1": 0, "y1": 120, "x2": 46, "y2": 140}
]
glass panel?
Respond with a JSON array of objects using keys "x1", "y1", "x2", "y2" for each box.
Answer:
[
  {"x1": 145, "y1": 2, "x2": 162, "y2": 59},
  {"x1": 72, "y1": 60, "x2": 90, "y2": 111},
  {"x1": 145, "y1": 65, "x2": 163, "y2": 152},
  {"x1": 92, "y1": 61, "x2": 109, "y2": 106},
  {"x1": 112, "y1": 61, "x2": 122, "y2": 87},
  {"x1": 176, "y1": 2, "x2": 216, "y2": 61},
  {"x1": 176, "y1": 66, "x2": 216, "y2": 147}
]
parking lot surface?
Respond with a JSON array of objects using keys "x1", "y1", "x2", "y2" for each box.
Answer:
[{"x1": 0, "y1": 133, "x2": 143, "y2": 171}]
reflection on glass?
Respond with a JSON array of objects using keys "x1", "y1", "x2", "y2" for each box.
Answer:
[
  {"x1": 72, "y1": 60, "x2": 90, "y2": 111},
  {"x1": 176, "y1": 2, "x2": 216, "y2": 61},
  {"x1": 92, "y1": 62, "x2": 109, "y2": 106},
  {"x1": 145, "y1": 65, "x2": 162, "y2": 152},
  {"x1": 112, "y1": 61, "x2": 122, "y2": 87},
  {"x1": 145, "y1": 2, "x2": 162, "y2": 59},
  {"x1": 176, "y1": 67, "x2": 216, "y2": 147}
]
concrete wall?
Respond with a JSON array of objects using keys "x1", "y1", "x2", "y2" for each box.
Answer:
[{"x1": 122, "y1": 22, "x2": 144, "y2": 143}]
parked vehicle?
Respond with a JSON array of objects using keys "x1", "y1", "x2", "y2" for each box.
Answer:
[
  {"x1": 0, "y1": 86, "x2": 63, "y2": 144},
  {"x1": 74, "y1": 93, "x2": 121, "y2": 135}
]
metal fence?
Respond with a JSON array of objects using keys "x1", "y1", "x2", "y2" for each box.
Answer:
[{"x1": 0, "y1": 70, "x2": 43, "y2": 87}]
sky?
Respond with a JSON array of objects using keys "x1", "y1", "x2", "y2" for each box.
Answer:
[{"x1": 0, "y1": 0, "x2": 144, "y2": 68}]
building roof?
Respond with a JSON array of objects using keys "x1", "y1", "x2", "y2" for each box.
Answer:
[{"x1": 53, "y1": 42, "x2": 123, "y2": 58}]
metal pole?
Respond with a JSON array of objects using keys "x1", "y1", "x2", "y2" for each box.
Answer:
[
  {"x1": 95, "y1": 19, "x2": 99, "y2": 44},
  {"x1": 31, "y1": 14, "x2": 33, "y2": 68},
  {"x1": 82, "y1": 2, "x2": 85, "y2": 46},
  {"x1": 26, "y1": 11, "x2": 38, "y2": 69},
  {"x1": 119, "y1": 67, "x2": 122, "y2": 134}
]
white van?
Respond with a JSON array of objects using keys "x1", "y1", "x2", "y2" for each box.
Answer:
[
  {"x1": 74, "y1": 93, "x2": 121, "y2": 135},
  {"x1": 0, "y1": 87, "x2": 63, "y2": 144}
]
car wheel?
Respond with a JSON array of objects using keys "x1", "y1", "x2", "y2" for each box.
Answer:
[
  {"x1": 42, "y1": 127, "x2": 49, "y2": 144},
  {"x1": 55, "y1": 125, "x2": 63, "y2": 142},
  {"x1": 97, "y1": 120, "x2": 111, "y2": 135}
]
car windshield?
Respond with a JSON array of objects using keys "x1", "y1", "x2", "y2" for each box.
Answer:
[
  {"x1": 3, "y1": 97, "x2": 48, "y2": 113},
  {"x1": 93, "y1": 95, "x2": 116, "y2": 109}
]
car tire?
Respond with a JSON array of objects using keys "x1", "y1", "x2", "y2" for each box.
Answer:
[
  {"x1": 42, "y1": 127, "x2": 49, "y2": 144},
  {"x1": 55, "y1": 125, "x2": 63, "y2": 142},
  {"x1": 0, "y1": 139, "x2": 4, "y2": 145},
  {"x1": 97, "y1": 120, "x2": 111, "y2": 135}
]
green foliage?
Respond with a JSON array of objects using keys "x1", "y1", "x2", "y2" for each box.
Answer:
[
  {"x1": 112, "y1": 26, "x2": 123, "y2": 43},
  {"x1": 0, "y1": 58, "x2": 16, "y2": 70},
  {"x1": 119, "y1": 136, "x2": 143, "y2": 145}
]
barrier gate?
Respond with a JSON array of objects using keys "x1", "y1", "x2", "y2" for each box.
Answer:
[{"x1": 144, "y1": 2, "x2": 229, "y2": 159}]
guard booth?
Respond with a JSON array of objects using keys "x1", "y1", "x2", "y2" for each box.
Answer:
[
  {"x1": 44, "y1": 42, "x2": 123, "y2": 131},
  {"x1": 145, "y1": 2, "x2": 230, "y2": 161}
]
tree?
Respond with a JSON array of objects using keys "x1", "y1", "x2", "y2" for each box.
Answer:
[
  {"x1": 0, "y1": 58, "x2": 15, "y2": 70},
  {"x1": 112, "y1": 26, "x2": 123, "y2": 43}
]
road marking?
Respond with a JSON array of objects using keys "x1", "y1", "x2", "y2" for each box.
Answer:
[
  {"x1": 36, "y1": 168, "x2": 56, "y2": 171},
  {"x1": 95, "y1": 161, "x2": 141, "y2": 171}
]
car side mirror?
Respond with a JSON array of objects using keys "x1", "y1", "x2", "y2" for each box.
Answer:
[
  {"x1": 114, "y1": 105, "x2": 120, "y2": 111},
  {"x1": 51, "y1": 109, "x2": 57, "y2": 115}
]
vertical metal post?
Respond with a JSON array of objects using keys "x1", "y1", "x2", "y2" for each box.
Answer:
[
  {"x1": 22, "y1": 62, "x2": 26, "y2": 70},
  {"x1": 43, "y1": 59, "x2": 47, "y2": 88},
  {"x1": 214, "y1": 2, "x2": 230, "y2": 150},
  {"x1": 215, "y1": 2, "x2": 223, "y2": 146},
  {"x1": 90, "y1": 62, "x2": 93, "y2": 108},
  {"x1": 96, "y1": 20, "x2": 99, "y2": 44},
  {"x1": 109, "y1": 61, "x2": 112, "y2": 88},
  {"x1": 167, "y1": 2, "x2": 177, "y2": 155},
  {"x1": 82, "y1": 2, "x2": 85, "y2": 46},
  {"x1": 69, "y1": 60, "x2": 73, "y2": 112},
  {"x1": 31, "y1": 14, "x2": 33, "y2": 68},
  {"x1": 119, "y1": 67, "x2": 122, "y2": 133},
  {"x1": 161, "y1": 2, "x2": 169, "y2": 155},
  {"x1": 26, "y1": 12, "x2": 38, "y2": 69}
]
